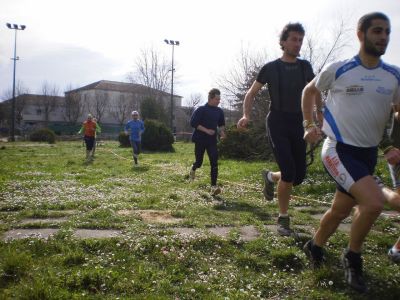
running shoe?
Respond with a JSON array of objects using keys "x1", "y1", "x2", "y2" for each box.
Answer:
[
  {"x1": 189, "y1": 169, "x2": 196, "y2": 180},
  {"x1": 211, "y1": 185, "x2": 221, "y2": 196},
  {"x1": 341, "y1": 249, "x2": 367, "y2": 293},
  {"x1": 303, "y1": 239, "x2": 325, "y2": 269},
  {"x1": 261, "y1": 170, "x2": 274, "y2": 200},
  {"x1": 388, "y1": 247, "x2": 400, "y2": 263},
  {"x1": 277, "y1": 216, "x2": 294, "y2": 236}
]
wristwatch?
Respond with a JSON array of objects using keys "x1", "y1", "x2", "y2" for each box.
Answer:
[{"x1": 302, "y1": 120, "x2": 314, "y2": 128}]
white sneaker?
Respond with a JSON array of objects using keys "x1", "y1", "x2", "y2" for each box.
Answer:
[{"x1": 388, "y1": 247, "x2": 400, "y2": 263}]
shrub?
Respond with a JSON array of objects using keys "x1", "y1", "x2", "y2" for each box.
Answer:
[
  {"x1": 142, "y1": 119, "x2": 174, "y2": 151},
  {"x1": 29, "y1": 128, "x2": 56, "y2": 144},
  {"x1": 218, "y1": 124, "x2": 272, "y2": 160},
  {"x1": 118, "y1": 131, "x2": 130, "y2": 147}
]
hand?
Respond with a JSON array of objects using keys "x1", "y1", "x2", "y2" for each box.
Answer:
[
  {"x1": 220, "y1": 131, "x2": 226, "y2": 140},
  {"x1": 385, "y1": 147, "x2": 400, "y2": 165},
  {"x1": 206, "y1": 129, "x2": 216, "y2": 136},
  {"x1": 237, "y1": 117, "x2": 249, "y2": 130},
  {"x1": 303, "y1": 126, "x2": 322, "y2": 144}
]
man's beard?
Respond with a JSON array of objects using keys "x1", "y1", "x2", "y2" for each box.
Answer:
[{"x1": 364, "y1": 37, "x2": 386, "y2": 57}]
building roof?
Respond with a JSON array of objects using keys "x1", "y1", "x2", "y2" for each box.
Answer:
[
  {"x1": 2, "y1": 93, "x2": 65, "y2": 104},
  {"x1": 65, "y1": 80, "x2": 182, "y2": 98}
]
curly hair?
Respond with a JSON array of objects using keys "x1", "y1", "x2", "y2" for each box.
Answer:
[{"x1": 279, "y1": 23, "x2": 305, "y2": 50}]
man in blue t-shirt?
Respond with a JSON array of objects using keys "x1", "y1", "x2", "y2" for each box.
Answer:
[
  {"x1": 189, "y1": 88, "x2": 226, "y2": 195},
  {"x1": 125, "y1": 111, "x2": 145, "y2": 166}
]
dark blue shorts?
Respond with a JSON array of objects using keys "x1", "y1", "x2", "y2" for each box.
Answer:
[
  {"x1": 321, "y1": 138, "x2": 377, "y2": 194},
  {"x1": 84, "y1": 136, "x2": 95, "y2": 151}
]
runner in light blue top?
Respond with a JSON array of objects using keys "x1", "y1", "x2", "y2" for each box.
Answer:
[{"x1": 124, "y1": 111, "x2": 145, "y2": 166}]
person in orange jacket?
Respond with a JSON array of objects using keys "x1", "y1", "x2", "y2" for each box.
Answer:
[{"x1": 78, "y1": 114, "x2": 101, "y2": 161}]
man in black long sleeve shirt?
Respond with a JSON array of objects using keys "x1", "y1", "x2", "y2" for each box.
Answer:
[{"x1": 190, "y1": 88, "x2": 226, "y2": 195}]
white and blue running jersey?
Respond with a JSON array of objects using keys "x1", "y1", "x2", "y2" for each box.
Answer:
[{"x1": 316, "y1": 55, "x2": 400, "y2": 147}]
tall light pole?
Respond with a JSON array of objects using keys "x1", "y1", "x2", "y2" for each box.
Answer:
[
  {"x1": 164, "y1": 39, "x2": 179, "y2": 133},
  {"x1": 6, "y1": 23, "x2": 26, "y2": 142}
]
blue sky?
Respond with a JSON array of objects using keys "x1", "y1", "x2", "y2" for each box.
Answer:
[{"x1": 1, "y1": 0, "x2": 399, "y2": 105}]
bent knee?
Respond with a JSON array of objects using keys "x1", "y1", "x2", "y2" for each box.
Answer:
[{"x1": 358, "y1": 201, "x2": 384, "y2": 215}]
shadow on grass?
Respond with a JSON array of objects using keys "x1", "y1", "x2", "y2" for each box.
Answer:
[
  {"x1": 214, "y1": 200, "x2": 270, "y2": 221},
  {"x1": 131, "y1": 165, "x2": 150, "y2": 172}
]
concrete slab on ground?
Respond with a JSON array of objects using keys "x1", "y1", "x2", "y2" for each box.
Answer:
[
  {"x1": 171, "y1": 225, "x2": 260, "y2": 241},
  {"x1": 293, "y1": 206, "x2": 330, "y2": 212},
  {"x1": 208, "y1": 226, "x2": 234, "y2": 238},
  {"x1": 118, "y1": 209, "x2": 183, "y2": 224},
  {"x1": 2, "y1": 228, "x2": 59, "y2": 240},
  {"x1": 19, "y1": 217, "x2": 69, "y2": 225},
  {"x1": 73, "y1": 229, "x2": 122, "y2": 239},
  {"x1": 239, "y1": 225, "x2": 260, "y2": 241},
  {"x1": 381, "y1": 210, "x2": 400, "y2": 219}
]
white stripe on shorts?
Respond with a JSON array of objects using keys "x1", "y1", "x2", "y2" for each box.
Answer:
[{"x1": 321, "y1": 138, "x2": 355, "y2": 192}]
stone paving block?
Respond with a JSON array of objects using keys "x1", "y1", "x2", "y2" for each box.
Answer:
[
  {"x1": 2, "y1": 228, "x2": 59, "y2": 240},
  {"x1": 208, "y1": 226, "x2": 234, "y2": 238},
  {"x1": 239, "y1": 225, "x2": 260, "y2": 241},
  {"x1": 19, "y1": 217, "x2": 69, "y2": 225},
  {"x1": 73, "y1": 229, "x2": 122, "y2": 239},
  {"x1": 118, "y1": 209, "x2": 183, "y2": 224},
  {"x1": 170, "y1": 227, "x2": 199, "y2": 236},
  {"x1": 381, "y1": 210, "x2": 400, "y2": 219},
  {"x1": 293, "y1": 206, "x2": 330, "y2": 212},
  {"x1": 171, "y1": 226, "x2": 260, "y2": 241}
]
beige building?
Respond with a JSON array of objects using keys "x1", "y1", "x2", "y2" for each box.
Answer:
[{"x1": 0, "y1": 80, "x2": 183, "y2": 136}]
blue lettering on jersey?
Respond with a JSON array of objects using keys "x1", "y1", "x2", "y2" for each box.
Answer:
[{"x1": 376, "y1": 86, "x2": 393, "y2": 95}]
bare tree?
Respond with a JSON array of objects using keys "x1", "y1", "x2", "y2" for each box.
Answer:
[
  {"x1": 217, "y1": 19, "x2": 351, "y2": 126},
  {"x1": 302, "y1": 18, "x2": 352, "y2": 74},
  {"x1": 111, "y1": 94, "x2": 131, "y2": 127},
  {"x1": 186, "y1": 93, "x2": 202, "y2": 119},
  {"x1": 15, "y1": 82, "x2": 30, "y2": 126},
  {"x1": 86, "y1": 91, "x2": 109, "y2": 123},
  {"x1": 1, "y1": 81, "x2": 30, "y2": 128},
  {"x1": 63, "y1": 85, "x2": 83, "y2": 125},
  {"x1": 216, "y1": 45, "x2": 270, "y2": 125},
  {"x1": 38, "y1": 82, "x2": 59, "y2": 126},
  {"x1": 127, "y1": 46, "x2": 172, "y2": 96}
]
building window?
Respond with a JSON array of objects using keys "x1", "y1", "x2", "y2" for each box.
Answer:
[{"x1": 36, "y1": 109, "x2": 42, "y2": 115}]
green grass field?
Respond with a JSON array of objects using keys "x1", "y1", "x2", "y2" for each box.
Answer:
[{"x1": 0, "y1": 141, "x2": 399, "y2": 299}]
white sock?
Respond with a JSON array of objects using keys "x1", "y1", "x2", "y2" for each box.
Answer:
[
  {"x1": 267, "y1": 172, "x2": 273, "y2": 182},
  {"x1": 279, "y1": 213, "x2": 288, "y2": 218}
]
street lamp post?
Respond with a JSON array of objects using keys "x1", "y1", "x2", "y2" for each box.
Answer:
[
  {"x1": 164, "y1": 39, "x2": 179, "y2": 133},
  {"x1": 6, "y1": 23, "x2": 26, "y2": 142}
]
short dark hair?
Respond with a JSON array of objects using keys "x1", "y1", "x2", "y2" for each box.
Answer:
[
  {"x1": 279, "y1": 22, "x2": 305, "y2": 50},
  {"x1": 208, "y1": 88, "x2": 221, "y2": 100},
  {"x1": 358, "y1": 12, "x2": 390, "y2": 34}
]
